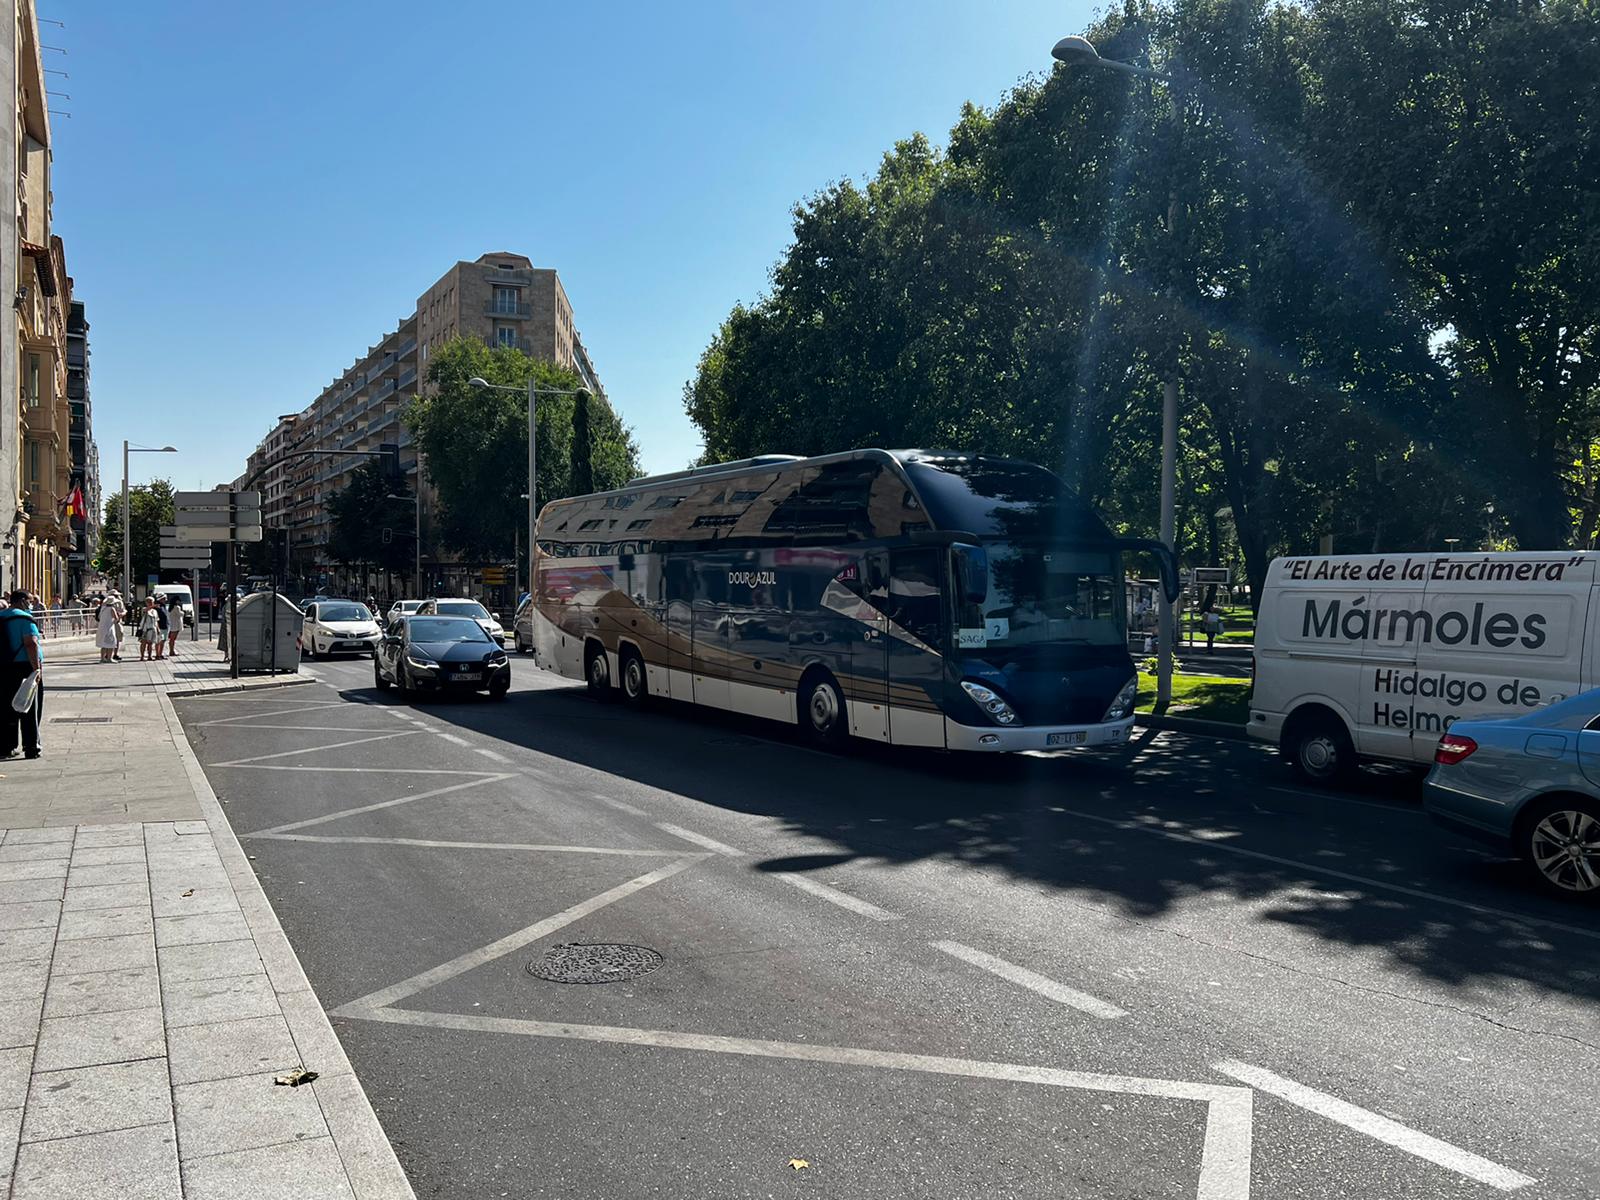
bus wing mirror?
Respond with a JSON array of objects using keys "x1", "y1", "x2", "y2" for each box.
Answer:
[
  {"x1": 618, "y1": 552, "x2": 636, "y2": 572},
  {"x1": 952, "y1": 543, "x2": 989, "y2": 604},
  {"x1": 1116, "y1": 538, "x2": 1181, "y2": 604}
]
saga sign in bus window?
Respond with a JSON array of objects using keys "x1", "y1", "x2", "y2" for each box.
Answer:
[{"x1": 957, "y1": 548, "x2": 1123, "y2": 650}]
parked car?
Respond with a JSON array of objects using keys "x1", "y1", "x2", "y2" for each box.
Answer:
[
  {"x1": 1251, "y1": 551, "x2": 1596, "y2": 784},
  {"x1": 302, "y1": 600, "x2": 382, "y2": 658},
  {"x1": 512, "y1": 596, "x2": 535, "y2": 654},
  {"x1": 416, "y1": 598, "x2": 507, "y2": 646},
  {"x1": 386, "y1": 598, "x2": 424, "y2": 624},
  {"x1": 374, "y1": 615, "x2": 510, "y2": 700},
  {"x1": 1424, "y1": 689, "x2": 1600, "y2": 899}
]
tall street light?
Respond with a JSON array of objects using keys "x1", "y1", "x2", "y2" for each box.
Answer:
[
  {"x1": 122, "y1": 441, "x2": 177, "y2": 601},
  {"x1": 1052, "y1": 33, "x2": 1183, "y2": 714},
  {"x1": 469, "y1": 375, "x2": 591, "y2": 603},
  {"x1": 384, "y1": 492, "x2": 421, "y2": 598}
]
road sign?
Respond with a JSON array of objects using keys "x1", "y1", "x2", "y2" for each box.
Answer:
[
  {"x1": 176, "y1": 507, "x2": 261, "y2": 526},
  {"x1": 481, "y1": 567, "x2": 506, "y2": 584},
  {"x1": 175, "y1": 490, "x2": 261, "y2": 510},
  {"x1": 1190, "y1": 567, "x2": 1231, "y2": 585},
  {"x1": 175, "y1": 524, "x2": 264, "y2": 543},
  {"x1": 161, "y1": 555, "x2": 212, "y2": 570}
]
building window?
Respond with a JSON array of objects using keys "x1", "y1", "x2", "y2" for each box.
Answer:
[
  {"x1": 495, "y1": 326, "x2": 517, "y2": 348},
  {"x1": 492, "y1": 286, "x2": 519, "y2": 315},
  {"x1": 28, "y1": 442, "x2": 39, "y2": 485},
  {"x1": 25, "y1": 354, "x2": 40, "y2": 408}
]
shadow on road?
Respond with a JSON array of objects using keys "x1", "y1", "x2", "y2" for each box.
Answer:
[{"x1": 335, "y1": 676, "x2": 1600, "y2": 1005}]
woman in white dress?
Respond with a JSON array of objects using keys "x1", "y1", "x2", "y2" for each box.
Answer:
[
  {"x1": 165, "y1": 597, "x2": 184, "y2": 657},
  {"x1": 95, "y1": 595, "x2": 122, "y2": 662},
  {"x1": 136, "y1": 598, "x2": 161, "y2": 661}
]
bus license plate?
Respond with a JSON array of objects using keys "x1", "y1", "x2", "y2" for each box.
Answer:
[{"x1": 1047, "y1": 731, "x2": 1087, "y2": 747}]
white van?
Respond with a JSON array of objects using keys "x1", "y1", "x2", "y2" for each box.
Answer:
[
  {"x1": 1250, "y1": 552, "x2": 1596, "y2": 783},
  {"x1": 149, "y1": 584, "x2": 195, "y2": 623}
]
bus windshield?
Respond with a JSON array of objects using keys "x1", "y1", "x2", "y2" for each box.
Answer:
[{"x1": 960, "y1": 545, "x2": 1123, "y2": 649}]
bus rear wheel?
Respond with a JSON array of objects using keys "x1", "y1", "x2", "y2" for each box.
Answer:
[
  {"x1": 619, "y1": 647, "x2": 649, "y2": 708},
  {"x1": 801, "y1": 674, "x2": 847, "y2": 747},
  {"x1": 586, "y1": 644, "x2": 615, "y2": 701}
]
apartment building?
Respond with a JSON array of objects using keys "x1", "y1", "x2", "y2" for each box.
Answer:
[
  {"x1": 233, "y1": 252, "x2": 602, "y2": 592},
  {"x1": 1, "y1": 0, "x2": 75, "y2": 602},
  {"x1": 65, "y1": 297, "x2": 99, "y2": 589}
]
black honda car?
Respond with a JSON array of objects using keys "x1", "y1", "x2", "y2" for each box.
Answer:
[{"x1": 374, "y1": 615, "x2": 510, "y2": 700}]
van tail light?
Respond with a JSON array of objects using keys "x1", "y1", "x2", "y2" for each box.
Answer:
[{"x1": 1435, "y1": 734, "x2": 1478, "y2": 766}]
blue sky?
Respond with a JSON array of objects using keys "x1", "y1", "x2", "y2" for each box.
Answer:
[{"x1": 49, "y1": 0, "x2": 1093, "y2": 491}]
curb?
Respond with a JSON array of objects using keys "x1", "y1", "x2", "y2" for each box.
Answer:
[
  {"x1": 158, "y1": 690, "x2": 417, "y2": 1200},
  {"x1": 165, "y1": 675, "x2": 315, "y2": 699},
  {"x1": 1134, "y1": 713, "x2": 1254, "y2": 742}
]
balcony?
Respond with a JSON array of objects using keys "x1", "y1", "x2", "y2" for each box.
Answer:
[
  {"x1": 397, "y1": 366, "x2": 417, "y2": 389},
  {"x1": 22, "y1": 399, "x2": 57, "y2": 440},
  {"x1": 484, "y1": 301, "x2": 532, "y2": 319},
  {"x1": 483, "y1": 334, "x2": 524, "y2": 352},
  {"x1": 396, "y1": 337, "x2": 417, "y2": 358}
]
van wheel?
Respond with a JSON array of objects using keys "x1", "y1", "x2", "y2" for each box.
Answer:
[
  {"x1": 1518, "y1": 796, "x2": 1600, "y2": 900},
  {"x1": 1286, "y1": 714, "x2": 1356, "y2": 787},
  {"x1": 800, "y1": 673, "x2": 847, "y2": 748}
]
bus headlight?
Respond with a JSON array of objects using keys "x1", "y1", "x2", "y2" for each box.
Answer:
[
  {"x1": 1102, "y1": 677, "x2": 1138, "y2": 722},
  {"x1": 960, "y1": 681, "x2": 1017, "y2": 725}
]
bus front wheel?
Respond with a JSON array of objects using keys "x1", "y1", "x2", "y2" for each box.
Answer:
[{"x1": 801, "y1": 674, "x2": 847, "y2": 747}]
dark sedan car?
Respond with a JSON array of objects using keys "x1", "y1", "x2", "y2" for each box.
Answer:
[{"x1": 374, "y1": 615, "x2": 510, "y2": 701}]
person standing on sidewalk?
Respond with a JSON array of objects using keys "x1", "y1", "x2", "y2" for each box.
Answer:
[
  {"x1": 95, "y1": 593, "x2": 121, "y2": 662},
  {"x1": 165, "y1": 594, "x2": 185, "y2": 657},
  {"x1": 1, "y1": 589, "x2": 43, "y2": 760},
  {"x1": 153, "y1": 597, "x2": 170, "y2": 660},
  {"x1": 136, "y1": 596, "x2": 162, "y2": 661}
]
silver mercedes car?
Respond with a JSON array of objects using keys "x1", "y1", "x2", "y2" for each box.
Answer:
[{"x1": 1424, "y1": 690, "x2": 1600, "y2": 900}]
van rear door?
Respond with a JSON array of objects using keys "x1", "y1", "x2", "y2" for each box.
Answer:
[
  {"x1": 1415, "y1": 555, "x2": 1592, "y2": 750},
  {"x1": 1359, "y1": 579, "x2": 1428, "y2": 762}
]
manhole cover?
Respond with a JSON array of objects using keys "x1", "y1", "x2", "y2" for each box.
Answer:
[
  {"x1": 527, "y1": 943, "x2": 663, "y2": 985},
  {"x1": 50, "y1": 717, "x2": 111, "y2": 724}
]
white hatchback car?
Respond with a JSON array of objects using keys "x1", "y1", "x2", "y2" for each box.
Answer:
[
  {"x1": 302, "y1": 600, "x2": 382, "y2": 658},
  {"x1": 417, "y1": 598, "x2": 507, "y2": 646}
]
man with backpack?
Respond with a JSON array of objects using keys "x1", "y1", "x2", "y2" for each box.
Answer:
[{"x1": 1, "y1": 588, "x2": 43, "y2": 760}]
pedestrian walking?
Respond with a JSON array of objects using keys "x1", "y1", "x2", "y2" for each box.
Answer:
[
  {"x1": 1, "y1": 588, "x2": 43, "y2": 760},
  {"x1": 153, "y1": 598, "x2": 170, "y2": 660},
  {"x1": 68, "y1": 597, "x2": 83, "y2": 635},
  {"x1": 166, "y1": 594, "x2": 184, "y2": 656},
  {"x1": 1202, "y1": 605, "x2": 1223, "y2": 654},
  {"x1": 136, "y1": 597, "x2": 162, "y2": 661},
  {"x1": 95, "y1": 594, "x2": 121, "y2": 662}
]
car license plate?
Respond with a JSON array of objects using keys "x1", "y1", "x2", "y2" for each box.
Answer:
[
  {"x1": 1047, "y1": 731, "x2": 1087, "y2": 747},
  {"x1": 452, "y1": 670, "x2": 482, "y2": 681}
]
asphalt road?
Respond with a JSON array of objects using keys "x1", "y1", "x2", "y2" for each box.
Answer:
[{"x1": 172, "y1": 653, "x2": 1600, "y2": 1200}]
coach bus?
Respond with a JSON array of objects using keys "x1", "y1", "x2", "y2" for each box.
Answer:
[{"x1": 529, "y1": 449, "x2": 1178, "y2": 752}]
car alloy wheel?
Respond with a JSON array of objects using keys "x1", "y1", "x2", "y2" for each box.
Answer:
[{"x1": 1528, "y1": 806, "x2": 1600, "y2": 895}]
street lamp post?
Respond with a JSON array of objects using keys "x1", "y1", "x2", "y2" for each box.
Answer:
[
  {"x1": 121, "y1": 441, "x2": 177, "y2": 601},
  {"x1": 384, "y1": 493, "x2": 421, "y2": 598},
  {"x1": 469, "y1": 375, "x2": 591, "y2": 603},
  {"x1": 1052, "y1": 33, "x2": 1183, "y2": 714}
]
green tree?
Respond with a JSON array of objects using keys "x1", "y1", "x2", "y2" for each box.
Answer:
[
  {"x1": 405, "y1": 337, "x2": 640, "y2": 560},
  {"x1": 94, "y1": 479, "x2": 175, "y2": 586},
  {"x1": 327, "y1": 461, "x2": 415, "y2": 576}
]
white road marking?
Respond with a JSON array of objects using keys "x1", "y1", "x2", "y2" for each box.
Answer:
[
  {"x1": 196, "y1": 702, "x2": 347, "y2": 726},
  {"x1": 200, "y1": 723, "x2": 398, "y2": 733},
  {"x1": 654, "y1": 823, "x2": 744, "y2": 857},
  {"x1": 933, "y1": 940, "x2": 1127, "y2": 1020},
  {"x1": 775, "y1": 872, "x2": 900, "y2": 922},
  {"x1": 335, "y1": 856, "x2": 704, "y2": 1012},
  {"x1": 1213, "y1": 1059, "x2": 1533, "y2": 1191},
  {"x1": 436, "y1": 732, "x2": 470, "y2": 746},
  {"x1": 595, "y1": 795, "x2": 649, "y2": 818},
  {"x1": 475, "y1": 748, "x2": 512, "y2": 763},
  {"x1": 249, "y1": 833, "x2": 684, "y2": 856},
  {"x1": 1051, "y1": 804, "x2": 1600, "y2": 944},
  {"x1": 346, "y1": 1005, "x2": 1252, "y2": 1199},
  {"x1": 210, "y1": 730, "x2": 416, "y2": 766},
  {"x1": 249, "y1": 773, "x2": 515, "y2": 835},
  {"x1": 222, "y1": 765, "x2": 491, "y2": 774}
]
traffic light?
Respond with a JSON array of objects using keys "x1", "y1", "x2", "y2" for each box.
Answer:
[
  {"x1": 378, "y1": 443, "x2": 401, "y2": 482},
  {"x1": 381, "y1": 528, "x2": 393, "y2": 545}
]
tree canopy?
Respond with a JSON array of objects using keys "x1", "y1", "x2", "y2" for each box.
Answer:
[
  {"x1": 95, "y1": 479, "x2": 175, "y2": 586},
  {"x1": 327, "y1": 460, "x2": 416, "y2": 576},
  {"x1": 405, "y1": 337, "x2": 640, "y2": 560},
  {"x1": 684, "y1": 0, "x2": 1600, "y2": 603}
]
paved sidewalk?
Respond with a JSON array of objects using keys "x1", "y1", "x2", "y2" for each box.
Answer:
[{"x1": 0, "y1": 643, "x2": 411, "y2": 1199}]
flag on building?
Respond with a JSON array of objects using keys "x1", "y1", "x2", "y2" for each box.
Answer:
[{"x1": 62, "y1": 482, "x2": 86, "y2": 520}]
